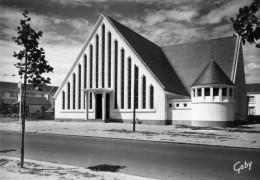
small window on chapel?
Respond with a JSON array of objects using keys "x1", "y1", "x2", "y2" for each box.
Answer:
[
  {"x1": 197, "y1": 89, "x2": 202, "y2": 97},
  {"x1": 205, "y1": 88, "x2": 210, "y2": 96},
  {"x1": 213, "y1": 88, "x2": 219, "y2": 96},
  {"x1": 176, "y1": 103, "x2": 179, "y2": 107},
  {"x1": 222, "y1": 88, "x2": 227, "y2": 96},
  {"x1": 169, "y1": 104, "x2": 172, "y2": 108},
  {"x1": 184, "y1": 103, "x2": 187, "y2": 107}
]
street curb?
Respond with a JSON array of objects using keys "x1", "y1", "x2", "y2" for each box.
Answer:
[{"x1": 1, "y1": 129, "x2": 260, "y2": 151}]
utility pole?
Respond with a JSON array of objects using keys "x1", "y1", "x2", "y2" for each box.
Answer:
[{"x1": 133, "y1": 66, "x2": 138, "y2": 132}]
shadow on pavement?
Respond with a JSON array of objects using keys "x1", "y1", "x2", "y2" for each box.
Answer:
[
  {"x1": 88, "y1": 164, "x2": 126, "y2": 172},
  {"x1": 0, "y1": 149, "x2": 16, "y2": 153}
]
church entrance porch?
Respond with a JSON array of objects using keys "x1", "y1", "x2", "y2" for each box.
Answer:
[{"x1": 83, "y1": 88, "x2": 113, "y2": 121}]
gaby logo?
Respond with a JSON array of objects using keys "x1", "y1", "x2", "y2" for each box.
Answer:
[{"x1": 233, "y1": 161, "x2": 253, "y2": 174}]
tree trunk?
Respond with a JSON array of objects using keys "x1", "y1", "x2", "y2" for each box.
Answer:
[{"x1": 21, "y1": 51, "x2": 28, "y2": 168}]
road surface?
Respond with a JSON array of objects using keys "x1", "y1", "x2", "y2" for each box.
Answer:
[{"x1": 1, "y1": 131, "x2": 259, "y2": 179}]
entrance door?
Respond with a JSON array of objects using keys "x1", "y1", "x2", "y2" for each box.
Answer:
[
  {"x1": 106, "y1": 94, "x2": 110, "y2": 119},
  {"x1": 96, "y1": 94, "x2": 102, "y2": 119}
]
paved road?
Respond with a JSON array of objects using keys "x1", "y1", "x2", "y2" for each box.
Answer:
[{"x1": 1, "y1": 131, "x2": 259, "y2": 180}]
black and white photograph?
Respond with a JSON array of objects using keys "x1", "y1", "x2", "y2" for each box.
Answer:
[{"x1": 0, "y1": 0, "x2": 260, "y2": 179}]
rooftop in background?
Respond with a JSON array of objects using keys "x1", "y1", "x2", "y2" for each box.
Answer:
[
  {"x1": 0, "y1": 81, "x2": 58, "y2": 93},
  {"x1": 247, "y1": 83, "x2": 260, "y2": 93}
]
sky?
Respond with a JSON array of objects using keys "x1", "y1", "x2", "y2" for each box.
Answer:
[{"x1": 0, "y1": 0, "x2": 259, "y2": 87}]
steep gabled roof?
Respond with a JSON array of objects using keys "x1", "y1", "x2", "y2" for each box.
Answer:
[
  {"x1": 105, "y1": 15, "x2": 188, "y2": 96},
  {"x1": 162, "y1": 36, "x2": 238, "y2": 93},
  {"x1": 247, "y1": 83, "x2": 260, "y2": 93},
  {"x1": 191, "y1": 59, "x2": 234, "y2": 87}
]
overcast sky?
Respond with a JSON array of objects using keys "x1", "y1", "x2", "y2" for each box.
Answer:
[{"x1": 0, "y1": 0, "x2": 259, "y2": 86}]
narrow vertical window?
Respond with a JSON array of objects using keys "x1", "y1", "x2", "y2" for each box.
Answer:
[
  {"x1": 67, "y1": 82, "x2": 70, "y2": 109},
  {"x1": 78, "y1": 64, "x2": 81, "y2": 109},
  {"x1": 84, "y1": 55, "x2": 87, "y2": 89},
  {"x1": 134, "y1": 65, "x2": 139, "y2": 109},
  {"x1": 95, "y1": 35, "x2": 99, "y2": 88},
  {"x1": 62, "y1": 91, "x2": 65, "y2": 110},
  {"x1": 114, "y1": 40, "x2": 118, "y2": 109},
  {"x1": 142, "y1": 76, "x2": 146, "y2": 109},
  {"x1": 90, "y1": 92, "x2": 92, "y2": 109},
  {"x1": 128, "y1": 57, "x2": 131, "y2": 109},
  {"x1": 121, "y1": 49, "x2": 125, "y2": 109},
  {"x1": 73, "y1": 73, "x2": 76, "y2": 109},
  {"x1": 150, "y1": 85, "x2": 154, "y2": 109},
  {"x1": 102, "y1": 25, "x2": 105, "y2": 88},
  {"x1": 108, "y1": 32, "x2": 111, "y2": 88},
  {"x1": 90, "y1": 45, "x2": 93, "y2": 88}
]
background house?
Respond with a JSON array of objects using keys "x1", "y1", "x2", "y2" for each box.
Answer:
[
  {"x1": 0, "y1": 81, "x2": 58, "y2": 115},
  {"x1": 247, "y1": 83, "x2": 260, "y2": 116}
]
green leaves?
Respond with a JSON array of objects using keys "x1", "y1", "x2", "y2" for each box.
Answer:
[
  {"x1": 231, "y1": 0, "x2": 260, "y2": 48},
  {"x1": 13, "y1": 10, "x2": 54, "y2": 87}
]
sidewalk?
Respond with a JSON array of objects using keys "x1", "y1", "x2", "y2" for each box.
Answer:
[
  {"x1": 0, "y1": 156, "x2": 155, "y2": 180},
  {"x1": 1, "y1": 120, "x2": 260, "y2": 149}
]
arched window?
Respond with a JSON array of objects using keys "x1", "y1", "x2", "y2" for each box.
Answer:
[
  {"x1": 73, "y1": 73, "x2": 76, "y2": 109},
  {"x1": 108, "y1": 32, "x2": 111, "y2": 88},
  {"x1": 67, "y1": 82, "x2": 70, "y2": 109},
  {"x1": 134, "y1": 65, "x2": 139, "y2": 109},
  {"x1": 96, "y1": 35, "x2": 99, "y2": 88},
  {"x1": 121, "y1": 48, "x2": 125, "y2": 109},
  {"x1": 114, "y1": 40, "x2": 118, "y2": 109},
  {"x1": 150, "y1": 85, "x2": 154, "y2": 109},
  {"x1": 90, "y1": 45, "x2": 93, "y2": 88},
  {"x1": 128, "y1": 57, "x2": 131, "y2": 109},
  {"x1": 142, "y1": 76, "x2": 146, "y2": 109},
  {"x1": 102, "y1": 25, "x2": 105, "y2": 88},
  {"x1": 62, "y1": 91, "x2": 65, "y2": 110},
  {"x1": 78, "y1": 64, "x2": 81, "y2": 109}
]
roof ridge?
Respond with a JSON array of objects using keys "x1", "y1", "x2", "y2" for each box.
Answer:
[{"x1": 162, "y1": 36, "x2": 235, "y2": 48}]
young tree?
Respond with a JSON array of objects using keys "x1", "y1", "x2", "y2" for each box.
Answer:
[
  {"x1": 231, "y1": 0, "x2": 260, "y2": 48},
  {"x1": 12, "y1": 10, "x2": 53, "y2": 168}
]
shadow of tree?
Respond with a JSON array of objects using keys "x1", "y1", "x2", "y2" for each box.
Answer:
[
  {"x1": 0, "y1": 149, "x2": 16, "y2": 153},
  {"x1": 88, "y1": 164, "x2": 126, "y2": 172}
]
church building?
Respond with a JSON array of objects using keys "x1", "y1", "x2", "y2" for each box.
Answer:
[{"x1": 54, "y1": 14, "x2": 247, "y2": 127}]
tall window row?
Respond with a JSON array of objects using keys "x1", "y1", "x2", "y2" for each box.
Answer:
[{"x1": 62, "y1": 24, "x2": 155, "y2": 111}]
